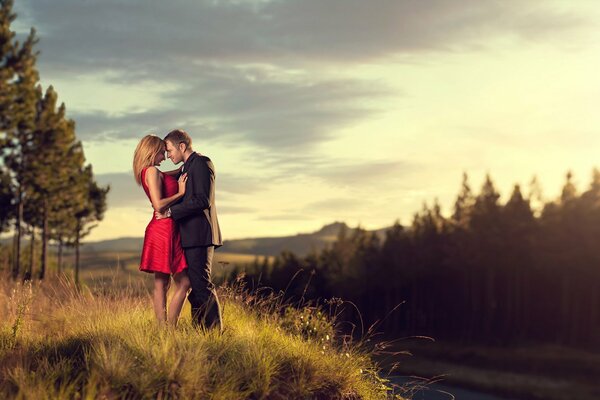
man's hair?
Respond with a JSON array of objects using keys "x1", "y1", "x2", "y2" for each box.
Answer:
[{"x1": 164, "y1": 129, "x2": 192, "y2": 150}]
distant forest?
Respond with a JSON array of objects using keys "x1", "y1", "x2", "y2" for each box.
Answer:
[{"x1": 232, "y1": 171, "x2": 600, "y2": 349}]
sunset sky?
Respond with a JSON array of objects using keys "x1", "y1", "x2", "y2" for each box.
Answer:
[{"x1": 12, "y1": 0, "x2": 600, "y2": 241}]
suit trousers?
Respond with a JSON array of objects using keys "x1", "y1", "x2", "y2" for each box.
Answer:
[{"x1": 184, "y1": 246, "x2": 223, "y2": 331}]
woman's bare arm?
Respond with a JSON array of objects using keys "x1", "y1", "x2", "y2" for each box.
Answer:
[{"x1": 145, "y1": 167, "x2": 187, "y2": 213}]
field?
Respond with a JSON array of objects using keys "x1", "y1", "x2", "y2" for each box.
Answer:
[
  {"x1": 0, "y1": 272, "x2": 406, "y2": 399},
  {"x1": 71, "y1": 250, "x2": 269, "y2": 289}
]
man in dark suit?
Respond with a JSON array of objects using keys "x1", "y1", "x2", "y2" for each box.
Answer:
[{"x1": 156, "y1": 129, "x2": 223, "y2": 332}]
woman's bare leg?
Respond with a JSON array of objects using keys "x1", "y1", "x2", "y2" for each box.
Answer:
[
  {"x1": 153, "y1": 272, "x2": 170, "y2": 323},
  {"x1": 167, "y1": 270, "x2": 191, "y2": 326}
]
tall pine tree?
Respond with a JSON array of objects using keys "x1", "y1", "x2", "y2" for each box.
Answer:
[
  {"x1": 71, "y1": 165, "x2": 109, "y2": 286},
  {"x1": 0, "y1": 0, "x2": 40, "y2": 279}
]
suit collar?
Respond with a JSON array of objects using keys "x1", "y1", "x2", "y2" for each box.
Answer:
[{"x1": 183, "y1": 151, "x2": 198, "y2": 171}]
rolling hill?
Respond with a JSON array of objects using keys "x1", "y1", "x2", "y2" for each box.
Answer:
[{"x1": 78, "y1": 221, "x2": 390, "y2": 256}]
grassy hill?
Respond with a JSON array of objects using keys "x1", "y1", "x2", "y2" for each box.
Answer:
[{"x1": 0, "y1": 275, "x2": 406, "y2": 399}]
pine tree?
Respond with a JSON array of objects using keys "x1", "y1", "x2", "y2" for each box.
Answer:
[
  {"x1": 560, "y1": 171, "x2": 577, "y2": 203},
  {"x1": 470, "y1": 174, "x2": 503, "y2": 340},
  {"x1": 0, "y1": 0, "x2": 40, "y2": 279},
  {"x1": 452, "y1": 172, "x2": 475, "y2": 229},
  {"x1": 503, "y1": 184, "x2": 536, "y2": 343},
  {"x1": 579, "y1": 169, "x2": 600, "y2": 344},
  {"x1": 527, "y1": 175, "x2": 544, "y2": 217},
  {"x1": 48, "y1": 122, "x2": 84, "y2": 274},
  {"x1": 23, "y1": 86, "x2": 82, "y2": 279},
  {"x1": 71, "y1": 165, "x2": 109, "y2": 286},
  {"x1": 0, "y1": 0, "x2": 17, "y2": 131},
  {"x1": 0, "y1": 166, "x2": 12, "y2": 231}
]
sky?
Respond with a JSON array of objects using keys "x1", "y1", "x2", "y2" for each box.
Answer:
[{"x1": 11, "y1": 0, "x2": 600, "y2": 241}]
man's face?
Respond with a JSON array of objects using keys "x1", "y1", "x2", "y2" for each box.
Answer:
[{"x1": 165, "y1": 140, "x2": 184, "y2": 164}]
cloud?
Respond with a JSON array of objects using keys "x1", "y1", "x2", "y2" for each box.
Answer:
[
  {"x1": 70, "y1": 64, "x2": 389, "y2": 150},
  {"x1": 312, "y1": 160, "x2": 416, "y2": 187},
  {"x1": 218, "y1": 171, "x2": 264, "y2": 195},
  {"x1": 304, "y1": 198, "x2": 364, "y2": 212},
  {"x1": 259, "y1": 154, "x2": 419, "y2": 188},
  {"x1": 256, "y1": 213, "x2": 310, "y2": 221},
  {"x1": 218, "y1": 205, "x2": 257, "y2": 215},
  {"x1": 96, "y1": 170, "x2": 262, "y2": 212},
  {"x1": 96, "y1": 172, "x2": 149, "y2": 209},
  {"x1": 16, "y1": 0, "x2": 588, "y2": 74},
  {"x1": 13, "y1": 0, "x2": 587, "y2": 152}
]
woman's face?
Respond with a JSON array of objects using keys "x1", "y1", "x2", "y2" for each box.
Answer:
[{"x1": 153, "y1": 145, "x2": 166, "y2": 165}]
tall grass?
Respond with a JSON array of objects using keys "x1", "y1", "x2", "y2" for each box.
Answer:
[{"x1": 0, "y1": 273, "x2": 408, "y2": 399}]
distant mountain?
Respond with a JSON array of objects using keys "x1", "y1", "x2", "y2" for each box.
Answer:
[
  {"x1": 76, "y1": 221, "x2": 391, "y2": 256},
  {"x1": 221, "y1": 221, "x2": 348, "y2": 256}
]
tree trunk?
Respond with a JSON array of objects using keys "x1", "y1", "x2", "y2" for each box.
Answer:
[
  {"x1": 57, "y1": 238, "x2": 63, "y2": 274},
  {"x1": 75, "y1": 221, "x2": 81, "y2": 287},
  {"x1": 591, "y1": 287, "x2": 599, "y2": 347},
  {"x1": 1, "y1": 247, "x2": 8, "y2": 273},
  {"x1": 39, "y1": 198, "x2": 48, "y2": 280},
  {"x1": 24, "y1": 227, "x2": 35, "y2": 281},
  {"x1": 560, "y1": 275, "x2": 570, "y2": 344},
  {"x1": 12, "y1": 186, "x2": 23, "y2": 279},
  {"x1": 484, "y1": 267, "x2": 495, "y2": 341}
]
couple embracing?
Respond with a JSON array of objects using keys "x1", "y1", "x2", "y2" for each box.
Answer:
[{"x1": 132, "y1": 129, "x2": 222, "y2": 332}]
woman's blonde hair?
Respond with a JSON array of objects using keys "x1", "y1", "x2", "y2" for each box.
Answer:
[{"x1": 133, "y1": 135, "x2": 164, "y2": 185}]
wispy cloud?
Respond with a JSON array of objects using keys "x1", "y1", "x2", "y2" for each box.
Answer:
[
  {"x1": 18, "y1": 0, "x2": 587, "y2": 72},
  {"x1": 71, "y1": 64, "x2": 391, "y2": 150}
]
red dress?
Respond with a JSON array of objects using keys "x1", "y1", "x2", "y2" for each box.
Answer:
[{"x1": 139, "y1": 167, "x2": 187, "y2": 274}]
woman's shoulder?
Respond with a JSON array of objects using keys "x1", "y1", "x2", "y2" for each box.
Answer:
[
  {"x1": 144, "y1": 166, "x2": 163, "y2": 176},
  {"x1": 142, "y1": 166, "x2": 163, "y2": 186}
]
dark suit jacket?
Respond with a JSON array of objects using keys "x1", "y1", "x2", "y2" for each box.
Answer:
[{"x1": 170, "y1": 152, "x2": 223, "y2": 248}]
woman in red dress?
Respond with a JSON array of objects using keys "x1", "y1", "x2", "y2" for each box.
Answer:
[{"x1": 133, "y1": 135, "x2": 190, "y2": 325}]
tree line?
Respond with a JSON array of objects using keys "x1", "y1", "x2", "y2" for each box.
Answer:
[
  {"x1": 0, "y1": 0, "x2": 108, "y2": 284},
  {"x1": 233, "y1": 171, "x2": 600, "y2": 349}
]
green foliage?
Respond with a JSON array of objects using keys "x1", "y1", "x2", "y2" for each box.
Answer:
[{"x1": 280, "y1": 305, "x2": 336, "y2": 345}]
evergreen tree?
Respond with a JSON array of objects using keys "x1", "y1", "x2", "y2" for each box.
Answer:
[
  {"x1": 71, "y1": 165, "x2": 109, "y2": 286},
  {"x1": 0, "y1": 0, "x2": 40, "y2": 279},
  {"x1": 49, "y1": 130, "x2": 84, "y2": 274},
  {"x1": 561, "y1": 171, "x2": 577, "y2": 203},
  {"x1": 527, "y1": 175, "x2": 544, "y2": 217},
  {"x1": 502, "y1": 184, "x2": 536, "y2": 342},
  {"x1": 0, "y1": 166, "x2": 12, "y2": 232},
  {"x1": 452, "y1": 172, "x2": 475, "y2": 228},
  {"x1": 0, "y1": 0, "x2": 18, "y2": 131},
  {"x1": 23, "y1": 86, "x2": 83, "y2": 279}
]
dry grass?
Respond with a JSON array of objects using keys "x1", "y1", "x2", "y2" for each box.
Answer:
[{"x1": 0, "y1": 273, "x2": 407, "y2": 399}]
